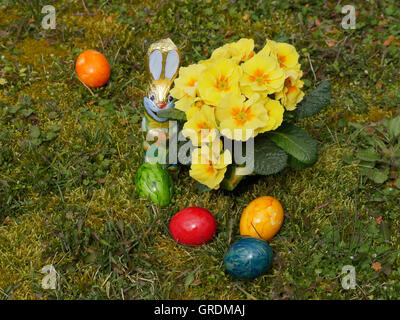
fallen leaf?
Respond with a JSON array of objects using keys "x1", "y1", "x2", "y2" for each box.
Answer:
[
  {"x1": 383, "y1": 35, "x2": 395, "y2": 47},
  {"x1": 112, "y1": 264, "x2": 124, "y2": 275},
  {"x1": 118, "y1": 118, "x2": 127, "y2": 126},
  {"x1": 191, "y1": 279, "x2": 202, "y2": 286},
  {"x1": 383, "y1": 264, "x2": 392, "y2": 276},
  {"x1": 371, "y1": 262, "x2": 382, "y2": 272},
  {"x1": 107, "y1": 16, "x2": 113, "y2": 23},
  {"x1": 376, "y1": 81, "x2": 382, "y2": 89},
  {"x1": 2, "y1": 216, "x2": 11, "y2": 225}
]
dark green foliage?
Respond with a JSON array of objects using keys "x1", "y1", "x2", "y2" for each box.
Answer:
[
  {"x1": 346, "y1": 116, "x2": 400, "y2": 186},
  {"x1": 158, "y1": 108, "x2": 187, "y2": 121},
  {"x1": 291, "y1": 81, "x2": 331, "y2": 119},
  {"x1": 268, "y1": 123, "x2": 318, "y2": 165},
  {"x1": 253, "y1": 136, "x2": 288, "y2": 175}
]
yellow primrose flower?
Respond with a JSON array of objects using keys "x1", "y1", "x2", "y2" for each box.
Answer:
[
  {"x1": 203, "y1": 38, "x2": 254, "y2": 66},
  {"x1": 259, "y1": 40, "x2": 301, "y2": 80},
  {"x1": 185, "y1": 98, "x2": 207, "y2": 120},
  {"x1": 170, "y1": 63, "x2": 206, "y2": 112},
  {"x1": 190, "y1": 141, "x2": 232, "y2": 189},
  {"x1": 240, "y1": 54, "x2": 285, "y2": 97},
  {"x1": 276, "y1": 78, "x2": 305, "y2": 111},
  {"x1": 216, "y1": 93, "x2": 269, "y2": 141},
  {"x1": 275, "y1": 42, "x2": 299, "y2": 70},
  {"x1": 285, "y1": 66, "x2": 303, "y2": 83},
  {"x1": 230, "y1": 38, "x2": 255, "y2": 62},
  {"x1": 258, "y1": 39, "x2": 278, "y2": 57},
  {"x1": 197, "y1": 58, "x2": 241, "y2": 106},
  {"x1": 182, "y1": 105, "x2": 218, "y2": 146},
  {"x1": 257, "y1": 99, "x2": 285, "y2": 133}
]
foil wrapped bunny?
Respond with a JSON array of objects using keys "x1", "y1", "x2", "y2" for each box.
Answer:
[{"x1": 142, "y1": 38, "x2": 181, "y2": 165}]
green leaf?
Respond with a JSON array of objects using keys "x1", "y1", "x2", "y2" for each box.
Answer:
[
  {"x1": 184, "y1": 273, "x2": 195, "y2": 288},
  {"x1": 268, "y1": 123, "x2": 318, "y2": 165},
  {"x1": 7, "y1": 106, "x2": 20, "y2": 114},
  {"x1": 157, "y1": 108, "x2": 187, "y2": 121},
  {"x1": 291, "y1": 81, "x2": 331, "y2": 118},
  {"x1": 367, "y1": 168, "x2": 389, "y2": 184},
  {"x1": 130, "y1": 114, "x2": 141, "y2": 124},
  {"x1": 288, "y1": 155, "x2": 313, "y2": 170},
  {"x1": 385, "y1": 116, "x2": 400, "y2": 140},
  {"x1": 20, "y1": 108, "x2": 34, "y2": 117},
  {"x1": 356, "y1": 148, "x2": 381, "y2": 162},
  {"x1": 253, "y1": 135, "x2": 288, "y2": 175},
  {"x1": 45, "y1": 132, "x2": 58, "y2": 141},
  {"x1": 197, "y1": 182, "x2": 211, "y2": 193},
  {"x1": 30, "y1": 126, "x2": 41, "y2": 139}
]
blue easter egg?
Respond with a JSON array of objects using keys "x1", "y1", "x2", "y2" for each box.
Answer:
[{"x1": 224, "y1": 237, "x2": 273, "y2": 279}]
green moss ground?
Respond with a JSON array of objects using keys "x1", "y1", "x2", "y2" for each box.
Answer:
[{"x1": 0, "y1": 0, "x2": 399, "y2": 299}]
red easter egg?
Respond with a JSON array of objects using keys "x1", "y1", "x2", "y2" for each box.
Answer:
[{"x1": 169, "y1": 207, "x2": 217, "y2": 245}]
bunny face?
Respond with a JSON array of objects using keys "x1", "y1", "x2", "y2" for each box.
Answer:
[{"x1": 144, "y1": 38, "x2": 181, "y2": 123}]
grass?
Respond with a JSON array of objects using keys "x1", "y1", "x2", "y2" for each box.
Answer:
[{"x1": 0, "y1": 0, "x2": 399, "y2": 299}]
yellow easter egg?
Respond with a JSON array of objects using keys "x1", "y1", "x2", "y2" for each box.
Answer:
[{"x1": 240, "y1": 196, "x2": 284, "y2": 241}]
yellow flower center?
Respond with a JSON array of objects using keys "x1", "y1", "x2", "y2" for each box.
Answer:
[
  {"x1": 286, "y1": 86, "x2": 297, "y2": 95},
  {"x1": 242, "y1": 51, "x2": 255, "y2": 61},
  {"x1": 278, "y1": 55, "x2": 286, "y2": 68},
  {"x1": 231, "y1": 106, "x2": 254, "y2": 126},
  {"x1": 206, "y1": 163, "x2": 215, "y2": 174},
  {"x1": 249, "y1": 69, "x2": 270, "y2": 86},
  {"x1": 197, "y1": 121, "x2": 210, "y2": 130},
  {"x1": 187, "y1": 78, "x2": 197, "y2": 87},
  {"x1": 215, "y1": 75, "x2": 230, "y2": 91}
]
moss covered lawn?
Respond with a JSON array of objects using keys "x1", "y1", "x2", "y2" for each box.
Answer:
[{"x1": 0, "y1": 0, "x2": 399, "y2": 299}]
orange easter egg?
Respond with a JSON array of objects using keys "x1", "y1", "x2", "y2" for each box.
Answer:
[
  {"x1": 75, "y1": 50, "x2": 111, "y2": 88},
  {"x1": 240, "y1": 196, "x2": 284, "y2": 241}
]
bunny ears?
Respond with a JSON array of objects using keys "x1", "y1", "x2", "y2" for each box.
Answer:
[{"x1": 146, "y1": 38, "x2": 181, "y2": 82}]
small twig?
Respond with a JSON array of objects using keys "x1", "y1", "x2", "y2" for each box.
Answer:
[
  {"x1": 228, "y1": 218, "x2": 234, "y2": 246},
  {"x1": 113, "y1": 46, "x2": 121, "y2": 64},
  {"x1": 76, "y1": 76, "x2": 95, "y2": 96},
  {"x1": 234, "y1": 284, "x2": 257, "y2": 300},
  {"x1": 81, "y1": 0, "x2": 90, "y2": 14},
  {"x1": 307, "y1": 53, "x2": 317, "y2": 82},
  {"x1": 313, "y1": 200, "x2": 332, "y2": 211}
]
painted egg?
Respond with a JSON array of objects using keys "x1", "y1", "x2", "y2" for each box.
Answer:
[
  {"x1": 240, "y1": 196, "x2": 284, "y2": 241},
  {"x1": 224, "y1": 237, "x2": 273, "y2": 279},
  {"x1": 169, "y1": 207, "x2": 216, "y2": 245},
  {"x1": 75, "y1": 50, "x2": 111, "y2": 88}
]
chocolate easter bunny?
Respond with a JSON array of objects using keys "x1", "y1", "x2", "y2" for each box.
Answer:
[{"x1": 142, "y1": 38, "x2": 181, "y2": 165}]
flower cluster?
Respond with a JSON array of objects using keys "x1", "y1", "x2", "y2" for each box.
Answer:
[{"x1": 170, "y1": 38, "x2": 304, "y2": 189}]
